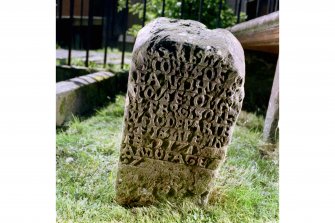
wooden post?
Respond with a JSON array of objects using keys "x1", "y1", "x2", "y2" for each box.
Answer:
[
  {"x1": 227, "y1": 11, "x2": 280, "y2": 145},
  {"x1": 263, "y1": 58, "x2": 279, "y2": 143},
  {"x1": 227, "y1": 11, "x2": 279, "y2": 54}
]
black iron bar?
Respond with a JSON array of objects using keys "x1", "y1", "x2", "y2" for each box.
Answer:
[
  {"x1": 58, "y1": 0, "x2": 63, "y2": 19},
  {"x1": 273, "y1": 0, "x2": 277, "y2": 12},
  {"x1": 256, "y1": 0, "x2": 260, "y2": 17},
  {"x1": 234, "y1": 0, "x2": 238, "y2": 15},
  {"x1": 85, "y1": 0, "x2": 94, "y2": 67},
  {"x1": 216, "y1": 0, "x2": 223, "y2": 28},
  {"x1": 110, "y1": 0, "x2": 117, "y2": 48},
  {"x1": 121, "y1": 0, "x2": 129, "y2": 69},
  {"x1": 188, "y1": 2, "x2": 192, "y2": 20},
  {"x1": 267, "y1": 0, "x2": 271, "y2": 14},
  {"x1": 180, "y1": 0, "x2": 184, "y2": 18},
  {"x1": 162, "y1": 0, "x2": 166, "y2": 17},
  {"x1": 198, "y1": 0, "x2": 204, "y2": 22},
  {"x1": 67, "y1": 0, "x2": 74, "y2": 65},
  {"x1": 237, "y1": 0, "x2": 242, "y2": 23},
  {"x1": 142, "y1": 0, "x2": 147, "y2": 27},
  {"x1": 79, "y1": 0, "x2": 84, "y2": 49},
  {"x1": 103, "y1": 0, "x2": 110, "y2": 67},
  {"x1": 275, "y1": 0, "x2": 279, "y2": 11}
]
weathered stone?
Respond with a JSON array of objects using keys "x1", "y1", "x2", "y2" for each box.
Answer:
[
  {"x1": 56, "y1": 72, "x2": 116, "y2": 126},
  {"x1": 115, "y1": 17, "x2": 245, "y2": 206},
  {"x1": 56, "y1": 65, "x2": 99, "y2": 82}
]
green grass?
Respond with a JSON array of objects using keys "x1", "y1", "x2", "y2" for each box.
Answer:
[{"x1": 56, "y1": 95, "x2": 278, "y2": 223}]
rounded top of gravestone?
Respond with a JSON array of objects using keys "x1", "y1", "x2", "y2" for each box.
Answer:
[{"x1": 133, "y1": 17, "x2": 244, "y2": 77}]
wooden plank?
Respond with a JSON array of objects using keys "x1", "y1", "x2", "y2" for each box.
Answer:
[
  {"x1": 228, "y1": 11, "x2": 279, "y2": 54},
  {"x1": 263, "y1": 58, "x2": 279, "y2": 143}
]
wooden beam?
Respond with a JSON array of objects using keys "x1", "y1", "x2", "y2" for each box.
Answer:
[
  {"x1": 263, "y1": 58, "x2": 279, "y2": 143},
  {"x1": 227, "y1": 11, "x2": 279, "y2": 54}
]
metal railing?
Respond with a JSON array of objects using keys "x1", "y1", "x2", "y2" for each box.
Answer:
[{"x1": 56, "y1": 0, "x2": 279, "y2": 69}]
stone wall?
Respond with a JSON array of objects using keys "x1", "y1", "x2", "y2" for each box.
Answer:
[
  {"x1": 56, "y1": 71, "x2": 128, "y2": 126},
  {"x1": 56, "y1": 65, "x2": 100, "y2": 82}
]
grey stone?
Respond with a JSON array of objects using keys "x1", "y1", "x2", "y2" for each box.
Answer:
[
  {"x1": 56, "y1": 72, "x2": 116, "y2": 126},
  {"x1": 115, "y1": 17, "x2": 245, "y2": 206},
  {"x1": 56, "y1": 65, "x2": 99, "y2": 82}
]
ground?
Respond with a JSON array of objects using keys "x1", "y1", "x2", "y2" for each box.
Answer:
[{"x1": 56, "y1": 95, "x2": 278, "y2": 223}]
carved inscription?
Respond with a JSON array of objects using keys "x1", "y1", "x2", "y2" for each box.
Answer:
[
  {"x1": 115, "y1": 18, "x2": 245, "y2": 206},
  {"x1": 120, "y1": 41, "x2": 244, "y2": 169}
]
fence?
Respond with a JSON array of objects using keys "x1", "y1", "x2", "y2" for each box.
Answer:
[{"x1": 56, "y1": 0, "x2": 279, "y2": 69}]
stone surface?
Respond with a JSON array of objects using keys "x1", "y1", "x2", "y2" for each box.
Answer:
[
  {"x1": 56, "y1": 72, "x2": 117, "y2": 126},
  {"x1": 56, "y1": 65, "x2": 98, "y2": 82},
  {"x1": 115, "y1": 17, "x2": 245, "y2": 206}
]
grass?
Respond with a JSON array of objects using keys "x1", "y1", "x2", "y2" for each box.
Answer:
[{"x1": 56, "y1": 95, "x2": 279, "y2": 223}]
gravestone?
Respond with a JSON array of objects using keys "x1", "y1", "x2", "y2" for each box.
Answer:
[{"x1": 115, "y1": 18, "x2": 245, "y2": 206}]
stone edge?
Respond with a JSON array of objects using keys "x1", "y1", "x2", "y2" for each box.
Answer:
[{"x1": 56, "y1": 71, "x2": 115, "y2": 126}]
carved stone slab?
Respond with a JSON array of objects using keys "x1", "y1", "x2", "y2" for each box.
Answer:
[{"x1": 115, "y1": 18, "x2": 245, "y2": 206}]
